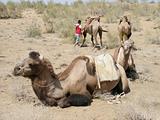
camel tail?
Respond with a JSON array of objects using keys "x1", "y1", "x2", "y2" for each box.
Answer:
[
  {"x1": 67, "y1": 94, "x2": 92, "y2": 106},
  {"x1": 102, "y1": 29, "x2": 108, "y2": 32},
  {"x1": 99, "y1": 26, "x2": 108, "y2": 32}
]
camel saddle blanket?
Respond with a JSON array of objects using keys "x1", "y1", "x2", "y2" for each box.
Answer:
[{"x1": 94, "y1": 53, "x2": 120, "y2": 83}]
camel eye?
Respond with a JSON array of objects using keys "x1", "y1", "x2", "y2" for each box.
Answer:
[
  {"x1": 29, "y1": 63, "x2": 33, "y2": 67},
  {"x1": 17, "y1": 67, "x2": 21, "y2": 71}
]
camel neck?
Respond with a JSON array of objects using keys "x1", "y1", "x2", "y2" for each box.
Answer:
[{"x1": 31, "y1": 64, "x2": 61, "y2": 89}]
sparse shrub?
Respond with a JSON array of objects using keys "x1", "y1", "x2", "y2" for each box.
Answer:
[
  {"x1": 0, "y1": 1, "x2": 22, "y2": 19},
  {"x1": 33, "y1": 0, "x2": 46, "y2": 14},
  {"x1": 131, "y1": 3, "x2": 159, "y2": 20},
  {"x1": 105, "y1": 4, "x2": 124, "y2": 23},
  {"x1": 19, "y1": 0, "x2": 33, "y2": 9},
  {"x1": 7, "y1": 1, "x2": 22, "y2": 19},
  {"x1": 132, "y1": 17, "x2": 142, "y2": 32},
  {"x1": 27, "y1": 23, "x2": 41, "y2": 38},
  {"x1": 106, "y1": 32, "x2": 119, "y2": 49},
  {"x1": 43, "y1": 13, "x2": 55, "y2": 33},
  {"x1": 0, "y1": 2, "x2": 9, "y2": 18},
  {"x1": 147, "y1": 30, "x2": 160, "y2": 45}
]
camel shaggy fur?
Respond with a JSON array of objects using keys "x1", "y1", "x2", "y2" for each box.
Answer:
[
  {"x1": 118, "y1": 16, "x2": 132, "y2": 43},
  {"x1": 13, "y1": 51, "x2": 130, "y2": 108}
]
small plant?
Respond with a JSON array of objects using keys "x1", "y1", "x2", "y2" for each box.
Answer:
[
  {"x1": 19, "y1": 0, "x2": 33, "y2": 9},
  {"x1": 146, "y1": 30, "x2": 160, "y2": 45},
  {"x1": 27, "y1": 23, "x2": 41, "y2": 38},
  {"x1": 131, "y1": 17, "x2": 142, "y2": 32},
  {"x1": 0, "y1": 2, "x2": 9, "y2": 19},
  {"x1": 6, "y1": 1, "x2": 22, "y2": 19},
  {"x1": 106, "y1": 32, "x2": 119, "y2": 49},
  {"x1": 33, "y1": 0, "x2": 46, "y2": 14}
]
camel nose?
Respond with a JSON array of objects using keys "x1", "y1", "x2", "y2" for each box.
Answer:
[{"x1": 13, "y1": 65, "x2": 22, "y2": 76}]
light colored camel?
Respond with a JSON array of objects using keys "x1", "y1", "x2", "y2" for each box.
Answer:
[
  {"x1": 81, "y1": 17, "x2": 108, "y2": 48},
  {"x1": 113, "y1": 40, "x2": 139, "y2": 79},
  {"x1": 13, "y1": 51, "x2": 129, "y2": 108},
  {"x1": 118, "y1": 16, "x2": 132, "y2": 43}
]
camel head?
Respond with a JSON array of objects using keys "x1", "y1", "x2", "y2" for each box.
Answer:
[
  {"x1": 119, "y1": 16, "x2": 129, "y2": 24},
  {"x1": 122, "y1": 40, "x2": 134, "y2": 55},
  {"x1": 13, "y1": 51, "x2": 44, "y2": 77}
]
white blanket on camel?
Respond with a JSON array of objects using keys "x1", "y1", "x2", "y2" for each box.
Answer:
[{"x1": 94, "y1": 53, "x2": 120, "y2": 83}]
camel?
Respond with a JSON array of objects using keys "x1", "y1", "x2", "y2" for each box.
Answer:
[
  {"x1": 81, "y1": 16, "x2": 108, "y2": 48},
  {"x1": 113, "y1": 40, "x2": 139, "y2": 79},
  {"x1": 13, "y1": 51, "x2": 130, "y2": 108},
  {"x1": 118, "y1": 16, "x2": 132, "y2": 43}
]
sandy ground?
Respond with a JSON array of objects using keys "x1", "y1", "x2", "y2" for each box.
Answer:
[{"x1": 0, "y1": 9, "x2": 160, "y2": 120}]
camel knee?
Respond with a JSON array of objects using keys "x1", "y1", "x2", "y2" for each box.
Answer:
[
  {"x1": 58, "y1": 97, "x2": 71, "y2": 108},
  {"x1": 58, "y1": 94, "x2": 92, "y2": 108}
]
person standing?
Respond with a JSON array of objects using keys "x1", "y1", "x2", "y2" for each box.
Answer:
[{"x1": 74, "y1": 20, "x2": 82, "y2": 46}]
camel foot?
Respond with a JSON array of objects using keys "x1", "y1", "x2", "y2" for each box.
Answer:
[
  {"x1": 94, "y1": 45, "x2": 101, "y2": 50},
  {"x1": 80, "y1": 44, "x2": 88, "y2": 47}
]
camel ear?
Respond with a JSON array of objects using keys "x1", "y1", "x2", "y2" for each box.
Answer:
[{"x1": 29, "y1": 51, "x2": 40, "y2": 59}]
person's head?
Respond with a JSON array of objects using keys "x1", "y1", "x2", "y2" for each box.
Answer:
[{"x1": 78, "y1": 20, "x2": 81, "y2": 24}]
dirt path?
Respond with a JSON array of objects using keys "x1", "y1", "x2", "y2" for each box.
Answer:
[{"x1": 0, "y1": 9, "x2": 160, "y2": 120}]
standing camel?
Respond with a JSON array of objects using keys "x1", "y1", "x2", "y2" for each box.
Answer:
[
  {"x1": 81, "y1": 16, "x2": 108, "y2": 48},
  {"x1": 118, "y1": 16, "x2": 132, "y2": 43},
  {"x1": 13, "y1": 51, "x2": 130, "y2": 108}
]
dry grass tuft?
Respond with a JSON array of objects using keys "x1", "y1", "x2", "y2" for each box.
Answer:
[
  {"x1": 146, "y1": 30, "x2": 160, "y2": 45},
  {"x1": 132, "y1": 17, "x2": 142, "y2": 32},
  {"x1": 106, "y1": 32, "x2": 119, "y2": 49},
  {"x1": 27, "y1": 23, "x2": 41, "y2": 38},
  {"x1": 0, "y1": 1, "x2": 22, "y2": 19}
]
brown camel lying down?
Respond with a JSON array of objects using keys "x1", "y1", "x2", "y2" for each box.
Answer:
[
  {"x1": 118, "y1": 16, "x2": 132, "y2": 43},
  {"x1": 13, "y1": 51, "x2": 130, "y2": 108},
  {"x1": 81, "y1": 16, "x2": 108, "y2": 48},
  {"x1": 113, "y1": 40, "x2": 139, "y2": 79}
]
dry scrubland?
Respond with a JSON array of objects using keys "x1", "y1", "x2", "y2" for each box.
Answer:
[{"x1": 0, "y1": 1, "x2": 160, "y2": 120}]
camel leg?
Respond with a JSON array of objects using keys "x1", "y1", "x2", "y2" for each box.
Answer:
[
  {"x1": 99, "y1": 30, "x2": 102, "y2": 48},
  {"x1": 126, "y1": 54, "x2": 139, "y2": 80},
  {"x1": 127, "y1": 32, "x2": 132, "y2": 39},
  {"x1": 42, "y1": 97, "x2": 57, "y2": 106},
  {"x1": 116, "y1": 64, "x2": 130, "y2": 94},
  {"x1": 57, "y1": 97, "x2": 71, "y2": 108},
  {"x1": 93, "y1": 33, "x2": 98, "y2": 47},
  {"x1": 81, "y1": 32, "x2": 87, "y2": 47},
  {"x1": 91, "y1": 35, "x2": 95, "y2": 46},
  {"x1": 119, "y1": 32, "x2": 123, "y2": 43}
]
